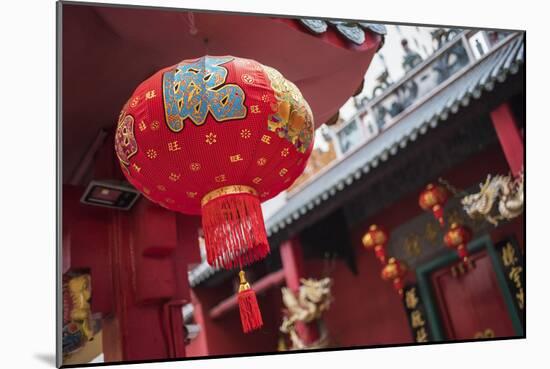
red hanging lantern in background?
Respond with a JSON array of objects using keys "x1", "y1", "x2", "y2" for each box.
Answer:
[
  {"x1": 418, "y1": 183, "x2": 449, "y2": 227},
  {"x1": 444, "y1": 222, "x2": 472, "y2": 264},
  {"x1": 361, "y1": 224, "x2": 389, "y2": 264},
  {"x1": 115, "y1": 55, "x2": 315, "y2": 333},
  {"x1": 381, "y1": 257, "x2": 408, "y2": 295}
]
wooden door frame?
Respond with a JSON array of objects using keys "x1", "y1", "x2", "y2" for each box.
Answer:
[{"x1": 415, "y1": 234, "x2": 524, "y2": 341}]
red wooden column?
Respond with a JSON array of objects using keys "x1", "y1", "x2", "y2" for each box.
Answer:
[
  {"x1": 96, "y1": 140, "x2": 195, "y2": 360},
  {"x1": 279, "y1": 238, "x2": 320, "y2": 344},
  {"x1": 490, "y1": 102, "x2": 524, "y2": 176}
]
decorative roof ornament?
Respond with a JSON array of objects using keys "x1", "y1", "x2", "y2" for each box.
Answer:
[
  {"x1": 299, "y1": 19, "x2": 328, "y2": 34},
  {"x1": 298, "y1": 18, "x2": 387, "y2": 49},
  {"x1": 359, "y1": 22, "x2": 388, "y2": 35},
  {"x1": 328, "y1": 21, "x2": 365, "y2": 45}
]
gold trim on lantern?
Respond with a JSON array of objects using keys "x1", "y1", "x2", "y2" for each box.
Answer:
[{"x1": 201, "y1": 185, "x2": 259, "y2": 207}]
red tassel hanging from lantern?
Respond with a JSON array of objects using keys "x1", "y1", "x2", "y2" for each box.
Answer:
[
  {"x1": 201, "y1": 186, "x2": 269, "y2": 269},
  {"x1": 361, "y1": 224, "x2": 389, "y2": 264},
  {"x1": 114, "y1": 56, "x2": 315, "y2": 333},
  {"x1": 381, "y1": 257, "x2": 408, "y2": 296},
  {"x1": 237, "y1": 270, "x2": 263, "y2": 333},
  {"x1": 419, "y1": 183, "x2": 449, "y2": 227},
  {"x1": 444, "y1": 222, "x2": 472, "y2": 264}
]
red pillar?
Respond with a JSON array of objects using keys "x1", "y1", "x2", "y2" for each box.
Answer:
[
  {"x1": 64, "y1": 135, "x2": 198, "y2": 363},
  {"x1": 280, "y1": 239, "x2": 305, "y2": 291},
  {"x1": 490, "y1": 102, "x2": 524, "y2": 176},
  {"x1": 279, "y1": 239, "x2": 320, "y2": 344}
]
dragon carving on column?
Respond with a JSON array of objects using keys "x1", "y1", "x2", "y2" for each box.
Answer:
[
  {"x1": 461, "y1": 171, "x2": 524, "y2": 226},
  {"x1": 279, "y1": 277, "x2": 333, "y2": 350}
]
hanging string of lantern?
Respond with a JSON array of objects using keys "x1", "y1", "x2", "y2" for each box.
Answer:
[
  {"x1": 418, "y1": 181, "x2": 474, "y2": 268},
  {"x1": 361, "y1": 224, "x2": 389, "y2": 264},
  {"x1": 115, "y1": 55, "x2": 315, "y2": 333},
  {"x1": 381, "y1": 257, "x2": 408, "y2": 295},
  {"x1": 362, "y1": 225, "x2": 408, "y2": 295},
  {"x1": 418, "y1": 183, "x2": 449, "y2": 227},
  {"x1": 444, "y1": 222, "x2": 472, "y2": 265}
]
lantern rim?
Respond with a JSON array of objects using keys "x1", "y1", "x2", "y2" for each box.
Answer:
[{"x1": 201, "y1": 185, "x2": 259, "y2": 207}]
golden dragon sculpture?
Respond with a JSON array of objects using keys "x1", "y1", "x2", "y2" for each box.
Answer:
[
  {"x1": 461, "y1": 171, "x2": 524, "y2": 226},
  {"x1": 279, "y1": 277, "x2": 332, "y2": 350}
]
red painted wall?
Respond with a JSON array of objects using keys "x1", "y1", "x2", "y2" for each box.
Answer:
[
  {"x1": 186, "y1": 280, "x2": 283, "y2": 356},
  {"x1": 63, "y1": 183, "x2": 205, "y2": 362},
  {"x1": 297, "y1": 143, "x2": 524, "y2": 348},
  {"x1": 303, "y1": 256, "x2": 412, "y2": 347}
]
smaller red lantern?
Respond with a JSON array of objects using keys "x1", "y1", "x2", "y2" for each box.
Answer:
[
  {"x1": 381, "y1": 257, "x2": 408, "y2": 295},
  {"x1": 362, "y1": 224, "x2": 389, "y2": 264},
  {"x1": 444, "y1": 222, "x2": 472, "y2": 264},
  {"x1": 419, "y1": 183, "x2": 449, "y2": 227}
]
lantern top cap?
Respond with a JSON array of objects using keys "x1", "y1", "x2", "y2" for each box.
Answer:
[{"x1": 369, "y1": 224, "x2": 378, "y2": 231}]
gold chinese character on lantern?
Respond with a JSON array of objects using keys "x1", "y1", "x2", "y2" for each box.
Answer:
[
  {"x1": 168, "y1": 140, "x2": 182, "y2": 151},
  {"x1": 230, "y1": 154, "x2": 243, "y2": 163},
  {"x1": 215, "y1": 174, "x2": 227, "y2": 183}
]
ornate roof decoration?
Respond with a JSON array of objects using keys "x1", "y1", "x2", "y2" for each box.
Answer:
[
  {"x1": 299, "y1": 19, "x2": 387, "y2": 49},
  {"x1": 265, "y1": 33, "x2": 524, "y2": 237}
]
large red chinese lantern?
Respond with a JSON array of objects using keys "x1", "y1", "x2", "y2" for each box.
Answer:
[
  {"x1": 418, "y1": 183, "x2": 449, "y2": 227},
  {"x1": 115, "y1": 55, "x2": 315, "y2": 333},
  {"x1": 361, "y1": 224, "x2": 389, "y2": 264},
  {"x1": 444, "y1": 222, "x2": 472, "y2": 264},
  {"x1": 381, "y1": 257, "x2": 408, "y2": 295}
]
